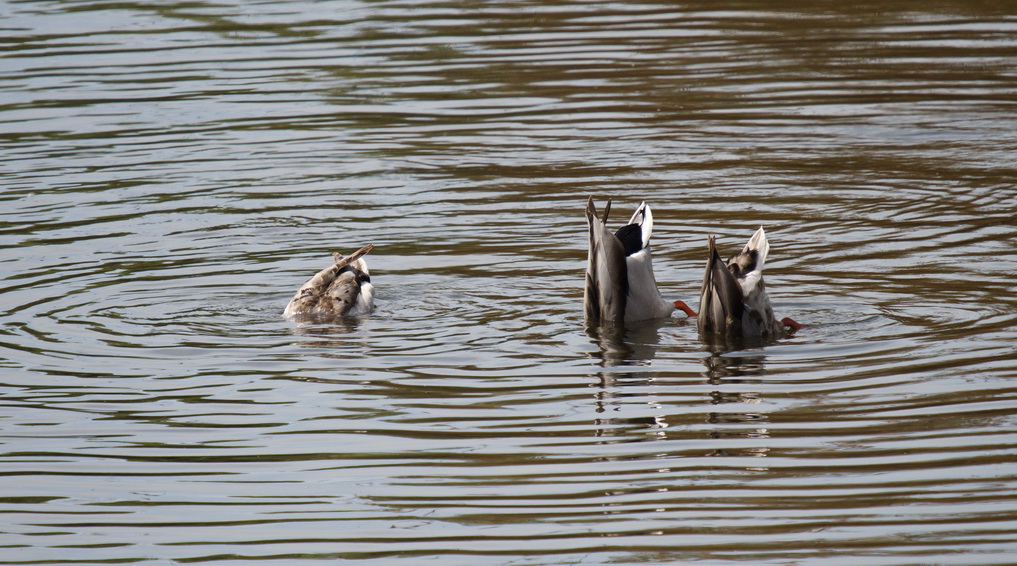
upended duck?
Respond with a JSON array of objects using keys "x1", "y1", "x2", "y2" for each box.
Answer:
[
  {"x1": 698, "y1": 227, "x2": 800, "y2": 338},
  {"x1": 283, "y1": 244, "x2": 375, "y2": 319},
  {"x1": 584, "y1": 196, "x2": 697, "y2": 323}
]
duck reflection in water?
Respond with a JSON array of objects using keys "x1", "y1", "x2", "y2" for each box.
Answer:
[
  {"x1": 584, "y1": 320, "x2": 775, "y2": 463},
  {"x1": 701, "y1": 342, "x2": 771, "y2": 463},
  {"x1": 585, "y1": 317, "x2": 671, "y2": 368},
  {"x1": 289, "y1": 316, "x2": 370, "y2": 354},
  {"x1": 584, "y1": 318, "x2": 673, "y2": 441}
]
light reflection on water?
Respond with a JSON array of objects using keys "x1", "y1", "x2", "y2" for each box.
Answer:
[{"x1": 2, "y1": 1, "x2": 1017, "y2": 564}]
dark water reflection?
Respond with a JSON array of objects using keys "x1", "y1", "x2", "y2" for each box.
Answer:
[
  {"x1": 3, "y1": 0, "x2": 1017, "y2": 564},
  {"x1": 585, "y1": 319, "x2": 672, "y2": 367}
]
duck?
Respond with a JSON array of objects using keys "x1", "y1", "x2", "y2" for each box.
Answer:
[
  {"x1": 584, "y1": 196, "x2": 697, "y2": 323},
  {"x1": 697, "y1": 227, "x2": 800, "y2": 338},
  {"x1": 283, "y1": 244, "x2": 375, "y2": 319}
]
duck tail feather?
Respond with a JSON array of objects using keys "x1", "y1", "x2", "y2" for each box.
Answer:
[
  {"x1": 585, "y1": 197, "x2": 627, "y2": 322},
  {"x1": 698, "y1": 235, "x2": 743, "y2": 334}
]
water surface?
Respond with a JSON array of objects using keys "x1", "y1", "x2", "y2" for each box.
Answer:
[{"x1": 2, "y1": 1, "x2": 1017, "y2": 564}]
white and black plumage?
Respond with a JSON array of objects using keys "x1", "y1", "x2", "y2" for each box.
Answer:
[
  {"x1": 697, "y1": 227, "x2": 799, "y2": 338},
  {"x1": 283, "y1": 244, "x2": 375, "y2": 319},
  {"x1": 584, "y1": 197, "x2": 692, "y2": 323}
]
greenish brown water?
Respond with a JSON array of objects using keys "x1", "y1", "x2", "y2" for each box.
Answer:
[{"x1": 2, "y1": 1, "x2": 1017, "y2": 564}]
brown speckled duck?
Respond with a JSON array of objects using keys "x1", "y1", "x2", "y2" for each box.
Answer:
[
  {"x1": 697, "y1": 227, "x2": 800, "y2": 338},
  {"x1": 283, "y1": 244, "x2": 375, "y2": 319}
]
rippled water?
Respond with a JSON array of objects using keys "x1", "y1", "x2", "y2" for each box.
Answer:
[{"x1": 3, "y1": 1, "x2": 1017, "y2": 564}]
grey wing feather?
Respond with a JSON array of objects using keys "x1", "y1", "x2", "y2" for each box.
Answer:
[
  {"x1": 697, "y1": 236, "x2": 744, "y2": 335},
  {"x1": 584, "y1": 196, "x2": 627, "y2": 323}
]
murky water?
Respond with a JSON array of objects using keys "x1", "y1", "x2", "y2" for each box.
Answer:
[{"x1": 3, "y1": 1, "x2": 1017, "y2": 564}]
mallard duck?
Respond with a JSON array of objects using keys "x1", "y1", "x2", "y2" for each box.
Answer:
[
  {"x1": 697, "y1": 227, "x2": 800, "y2": 337},
  {"x1": 283, "y1": 244, "x2": 375, "y2": 319},
  {"x1": 584, "y1": 196, "x2": 697, "y2": 323}
]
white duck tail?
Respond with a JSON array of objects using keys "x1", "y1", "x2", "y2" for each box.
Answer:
[{"x1": 584, "y1": 197, "x2": 675, "y2": 324}]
